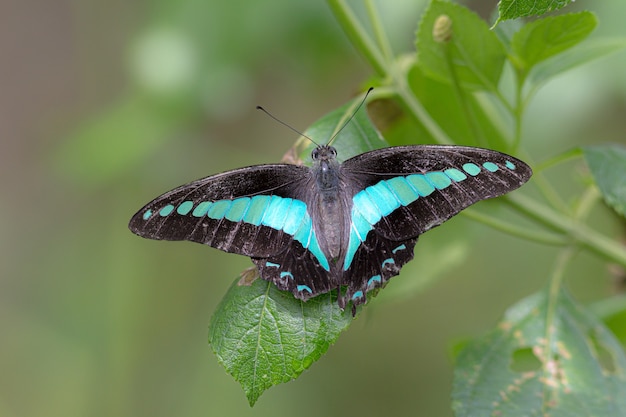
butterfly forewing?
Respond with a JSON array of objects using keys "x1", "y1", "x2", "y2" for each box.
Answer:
[
  {"x1": 340, "y1": 145, "x2": 532, "y2": 241},
  {"x1": 129, "y1": 164, "x2": 313, "y2": 258}
]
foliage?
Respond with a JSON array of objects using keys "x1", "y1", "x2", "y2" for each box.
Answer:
[
  {"x1": 205, "y1": 0, "x2": 626, "y2": 411},
  {"x1": 453, "y1": 288, "x2": 626, "y2": 417}
]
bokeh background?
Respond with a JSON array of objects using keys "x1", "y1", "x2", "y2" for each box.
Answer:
[{"x1": 3, "y1": 1, "x2": 626, "y2": 416}]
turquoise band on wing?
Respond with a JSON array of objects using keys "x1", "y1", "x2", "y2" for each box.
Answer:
[
  {"x1": 343, "y1": 160, "x2": 514, "y2": 270},
  {"x1": 146, "y1": 195, "x2": 330, "y2": 271}
]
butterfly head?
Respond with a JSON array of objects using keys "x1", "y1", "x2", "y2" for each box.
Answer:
[{"x1": 311, "y1": 145, "x2": 337, "y2": 162}]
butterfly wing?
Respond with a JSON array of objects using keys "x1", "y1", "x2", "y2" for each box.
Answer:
[
  {"x1": 338, "y1": 145, "x2": 532, "y2": 306},
  {"x1": 129, "y1": 164, "x2": 315, "y2": 257},
  {"x1": 129, "y1": 163, "x2": 336, "y2": 299}
]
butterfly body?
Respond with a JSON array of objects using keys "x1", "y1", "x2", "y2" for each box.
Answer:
[{"x1": 130, "y1": 144, "x2": 532, "y2": 312}]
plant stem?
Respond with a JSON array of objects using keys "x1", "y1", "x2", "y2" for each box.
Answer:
[
  {"x1": 394, "y1": 85, "x2": 455, "y2": 145},
  {"x1": 461, "y1": 207, "x2": 567, "y2": 245},
  {"x1": 541, "y1": 245, "x2": 576, "y2": 415},
  {"x1": 328, "y1": 0, "x2": 454, "y2": 145},
  {"x1": 512, "y1": 73, "x2": 525, "y2": 153},
  {"x1": 365, "y1": 0, "x2": 393, "y2": 62},
  {"x1": 506, "y1": 193, "x2": 626, "y2": 267},
  {"x1": 327, "y1": 0, "x2": 387, "y2": 77}
]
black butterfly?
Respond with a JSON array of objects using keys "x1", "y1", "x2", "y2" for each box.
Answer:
[{"x1": 129, "y1": 139, "x2": 532, "y2": 314}]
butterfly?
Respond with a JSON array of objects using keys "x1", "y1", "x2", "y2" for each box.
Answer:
[{"x1": 129, "y1": 122, "x2": 532, "y2": 314}]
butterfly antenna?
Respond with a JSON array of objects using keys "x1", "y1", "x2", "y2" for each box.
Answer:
[
  {"x1": 256, "y1": 105, "x2": 320, "y2": 146},
  {"x1": 327, "y1": 87, "x2": 373, "y2": 147}
]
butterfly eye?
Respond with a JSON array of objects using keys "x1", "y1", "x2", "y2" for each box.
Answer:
[
  {"x1": 312, "y1": 149, "x2": 320, "y2": 160},
  {"x1": 330, "y1": 147, "x2": 337, "y2": 158}
]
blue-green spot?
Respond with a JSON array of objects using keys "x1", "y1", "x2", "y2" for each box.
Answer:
[
  {"x1": 159, "y1": 204, "x2": 175, "y2": 216},
  {"x1": 392, "y1": 244, "x2": 406, "y2": 253},
  {"x1": 505, "y1": 160, "x2": 516, "y2": 170},
  {"x1": 225, "y1": 197, "x2": 250, "y2": 222},
  {"x1": 483, "y1": 162, "x2": 499, "y2": 172},
  {"x1": 406, "y1": 175, "x2": 435, "y2": 196},
  {"x1": 353, "y1": 192, "x2": 381, "y2": 224},
  {"x1": 425, "y1": 171, "x2": 451, "y2": 189},
  {"x1": 367, "y1": 275, "x2": 382, "y2": 287},
  {"x1": 280, "y1": 271, "x2": 294, "y2": 279},
  {"x1": 142, "y1": 209, "x2": 153, "y2": 220},
  {"x1": 307, "y1": 236, "x2": 330, "y2": 271},
  {"x1": 382, "y1": 258, "x2": 395, "y2": 267},
  {"x1": 462, "y1": 163, "x2": 481, "y2": 176},
  {"x1": 176, "y1": 200, "x2": 194, "y2": 215},
  {"x1": 266, "y1": 261, "x2": 280, "y2": 267},
  {"x1": 344, "y1": 228, "x2": 363, "y2": 271},
  {"x1": 365, "y1": 182, "x2": 400, "y2": 216},
  {"x1": 283, "y1": 200, "x2": 307, "y2": 235},
  {"x1": 207, "y1": 200, "x2": 231, "y2": 219},
  {"x1": 297, "y1": 285, "x2": 312, "y2": 294},
  {"x1": 386, "y1": 176, "x2": 420, "y2": 206},
  {"x1": 351, "y1": 210, "x2": 373, "y2": 242},
  {"x1": 192, "y1": 201, "x2": 212, "y2": 217},
  {"x1": 293, "y1": 216, "x2": 313, "y2": 248},
  {"x1": 261, "y1": 196, "x2": 292, "y2": 230},
  {"x1": 444, "y1": 168, "x2": 467, "y2": 182},
  {"x1": 352, "y1": 290, "x2": 363, "y2": 300},
  {"x1": 243, "y1": 195, "x2": 271, "y2": 225}
]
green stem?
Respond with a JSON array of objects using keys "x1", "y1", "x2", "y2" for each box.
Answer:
[
  {"x1": 365, "y1": 72, "x2": 455, "y2": 145},
  {"x1": 541, "y1": 245, "x2": 576, "y2": 415},
  {"x1": 394, "y1": 86, "x2": 455, "y2": 145},
  {"x1": 534, "y1": 147, "x2": 582, "y2": 172},
  {"x1": 573, "y1": 186, "x2": 600, "y2": 221},
  {"x1": 365, "y1": 0, "x2": 393, "y2": 61},
  {"x1": 461, "y1": 207, "x2": 567, "y2": 246},
  {"x1": 511, "y1": 71, "x2": 571, "y2": 213},
  {"x1": 512, "y1": 71, "x2": 524, "y2": 153},
  {"x1": 506, "y1": 194, "x2": 626, "y2": 267},
  {"x1": 531, "y1": 171, "x2": 572, "y2": 215},
  {"x1": 327, "y1": 0, "x2": 387, "y2": 77}
]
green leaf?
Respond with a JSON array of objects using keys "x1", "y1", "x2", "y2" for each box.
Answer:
[
  {"x1": 452, "y1": 289, "x2": 626, "y2": 416},
  {"x1": 591, "y1": 296, "x2": 626, "y2": 347},
  {"x1": 529, "y1": 37, "x2": 626, "y2": 88},
  {"x1": 511, "y1": 12, "x2": 597, "y2": 78},
  {"x1": 416, "y1": 0, "x2": 506, "y2": 91},
  {"x1": 583, "y1": 144, "x2": 626, "y2": 218},
  {"x1": 407, "y1": 63, "x2": 511, "y2": 150},
  {"x1": 497, "y1": 0, "x2": 575, "y2": 22},
  {"x1": 208, "y1": 277, "x2": 352, "y2": 406}
]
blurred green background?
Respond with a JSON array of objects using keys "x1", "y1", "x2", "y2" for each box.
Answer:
[{"x1": 3, "y1": 1, "x2": 626, "y2": 416}]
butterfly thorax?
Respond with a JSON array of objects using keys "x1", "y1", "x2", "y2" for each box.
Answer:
[{"x1": 310, "y1": 145, "x2": 349, "y2": 265}]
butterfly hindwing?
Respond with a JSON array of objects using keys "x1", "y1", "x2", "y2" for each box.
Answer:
[
  {"x1": 342, "y1": 234, "x2": 418, "y2": 308},
  {"x1": 252, "y1": 241, "x2": 334, "y2": 301}
]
